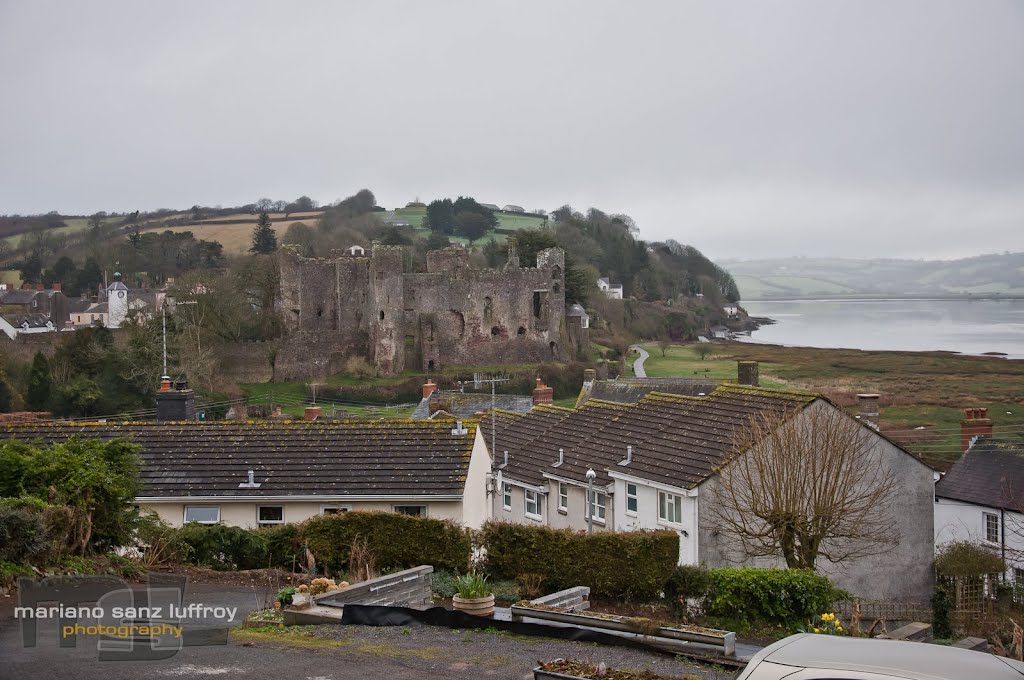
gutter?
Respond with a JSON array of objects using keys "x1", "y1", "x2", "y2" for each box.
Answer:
[{"x1": 136, "y1": 494, "x2": 464, "y2": 502}]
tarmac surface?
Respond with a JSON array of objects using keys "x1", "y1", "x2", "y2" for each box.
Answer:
[{"x1": 1, "y1": 584, "x2": 734, "y2": 680}]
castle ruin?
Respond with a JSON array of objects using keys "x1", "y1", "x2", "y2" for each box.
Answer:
[{"x1": 275, "y1": 244, "x2": 569, "y2": 379}]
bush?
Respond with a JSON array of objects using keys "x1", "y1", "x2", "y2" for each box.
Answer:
[
  {"x1": 479, "y1": 521, "x2": 678, "y2": 600},
  {"x1": 256, "y1": 523, "x2": 303, "y2": 569},
  {"x1": 176, "y1": 523, "x2": 269, "y2": 570},
  {"x1": 301, "y1": 511, "x2": 471, "y2": 575},
  {"x1": 664, "y1": 564, "x2": 712, "y2": 617},
  {"x1": 342, "y1": 356, "x2": 376, "y2": 379},
  {"x1": 934, "y1": 541, "x2": 1006, "y2": 577},
  {"x1": 0, "y1": 506, "x2": 48, "y2": 563},
  {"x1": 705, "y1": 568, "x2": 848, "y2": 626}
]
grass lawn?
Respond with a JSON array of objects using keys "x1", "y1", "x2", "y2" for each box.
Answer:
[{"x1": 641, "y1": 341, "x2": 1024, "y2": 467}]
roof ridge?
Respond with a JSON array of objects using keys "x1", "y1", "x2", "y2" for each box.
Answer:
[{"x1": 712, "y1": 383, "x2": 818, "y2": 400}]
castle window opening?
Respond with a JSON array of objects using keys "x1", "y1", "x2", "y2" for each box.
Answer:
[
  {"x1": 517, "y1": 326, "x2": 526, "y2": 336},
  {"x1": 533, "y1": 292, "x2": 541, "y2": 318},
  {"x1": 483, "y1": 296, "x2": 493, "y2": 323},
  {"x1": 379, "y1": 310, "x2": 385, "y2": 321},
  {"x1": 553, "y1": 283, "x2": 560, "y2": 294},
  {"x1": 491, "y1": 326, "x2": 501, "y2": 337},
  {"x1": 552, "y1": 265, "x2": 562, "y2": 280},
  {"x1": 550, "y1": 341, "x2": 557, "y2": 357},
  {"x1": 427, "y1": 360, "x2": 435, "y2": 371}
]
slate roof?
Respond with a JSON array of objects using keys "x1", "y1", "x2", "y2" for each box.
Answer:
[
  {"x1": 0, "y1": 289, "x2": 40, "y2": 305},
  {"x1": 410, "y1": 391, "x2": 534, "y2": 420},
  {"x1": 566, "y1": 303, "x2": 589, "y2": 318},
  {"x1": 68, "y1": 299, "x2": 91, "y2": 314},
  {"x1": 0, "y1": 420, "x2": 478, "y2": 499},
  {"x1": 482, "y1": 384, "x2": 818, "y2": 489},
  {"x1": 577, "y1": 377, "x2": 722, "y2": 407},
  {"x1": 934, "y1": 438, "x2": 1024, "y2": 512}
]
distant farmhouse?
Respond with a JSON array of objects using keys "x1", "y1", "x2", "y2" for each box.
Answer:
[
  {"x1": 502, "y1": 204, "x2": 525, "y2": 213},
  {"x1": 597, "y1": 276, "x2": 624, "y2": 299},
  {"x1": 276, "y1": 243, "x2": 580, "y2": 379}
]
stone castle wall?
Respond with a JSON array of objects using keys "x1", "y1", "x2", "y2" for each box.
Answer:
[{"x1": 275, "y1": 244, "x2": 568, "y2": 378}]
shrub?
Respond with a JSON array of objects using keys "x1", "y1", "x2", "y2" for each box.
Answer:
[
  {"x1": 479, "y1": 521, "x2": 678, "y2": 600},
  {"x1": 0, "y1": 506, "x2": 48, "y2": 563},
  {"x1": 705, "y1": 568, "x2": 848, "y2": 626},
  {"x1": 276, "y1": 586, "x2": 297, "y2": 606},
  {"x1": 301, "y1": 511, "x2": 471, "y2": 575},
  {"x1": 176, "y1": 523, "x2": 269, "y2": 570},
  {"x1": 934, "y1": 541, "x2": 1006, "y2": 577},
  {"x1": 256, "y1": 523, "x2": 303, "y2": 569},
  {"x1": 664, "y1": 564, "x2": 712, "y2": 617},
  {"x1": 343, "y1": 356, "x2": 376, "y2": 379}
]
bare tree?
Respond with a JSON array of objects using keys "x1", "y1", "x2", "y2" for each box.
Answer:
[
  {"x1": 658, "y1": 336, "x2": 672, "y2": 357},
  {"x1": 710, "y1": 404, "x2": 898, "y2": 570},
  {"x1": 695, "y1": 342, "x2": 712, "y2": 360}
]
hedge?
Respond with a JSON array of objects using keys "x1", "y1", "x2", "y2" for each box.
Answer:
[
  {"x1": 302, "y1": 511, "x2": 471, "y2": 575},
  {"x1": 479, "y1": 521, "x2": 678, "y2": 600},
  {"x1": 705, "y1": 568, "x2": 848, "y2": 625}
]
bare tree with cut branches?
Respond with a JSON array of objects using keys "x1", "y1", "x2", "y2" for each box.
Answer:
[{"x1": 710, "y1": 404, "x2": 898, "y2": 570}]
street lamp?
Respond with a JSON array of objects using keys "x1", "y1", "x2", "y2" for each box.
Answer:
[{"x1": 586, "y1": 468, "x2": 597, "y2": 535}]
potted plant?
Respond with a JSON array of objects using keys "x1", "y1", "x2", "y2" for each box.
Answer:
[{"x1": 452, "y1": 572, "x2": 494, "y2": 617}]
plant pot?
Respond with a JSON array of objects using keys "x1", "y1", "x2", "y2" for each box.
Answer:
[{"x1": 452, "y1": 594, "x2": 495, "y2": 617}]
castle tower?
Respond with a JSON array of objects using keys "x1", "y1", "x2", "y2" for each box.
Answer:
[
  {"x1": 369, "y1": 245, "x2": 405, "y2": 375},
  {"x1": 106, "y1": 272, "x2": 129, "y2": 329}
]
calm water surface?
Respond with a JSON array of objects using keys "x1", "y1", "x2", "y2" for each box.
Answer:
[{"x1": 740, "y1": 299, "x2": 1024, "y2": 359}]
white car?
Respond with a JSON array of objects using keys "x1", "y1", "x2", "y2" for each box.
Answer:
[{"x1": 737, "y1": 633, "x2": 1024, "y2": 679}]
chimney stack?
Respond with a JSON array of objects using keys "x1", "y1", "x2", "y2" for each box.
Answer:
[
  {"x1": 532, "y1": 378, "x2": 553, "y2": 406},
  {"x1": 51, "y1": 283, "x2": 61, "y2": 292},
  {"x1": 304, "y1": 405, "x2": 323, "y2": 421},
  {"x1": 155, "y1": 377, "x2": 196, "y2": 421},
  {"x1": 583, "y1": 368, "x2": 596, "y2": 383},
  {"x1": 856, "y1": 393, "x2": 881, "y2": 429},
  {"x1": 961, "y1": 407, "x2": 993, "y2": 452},
  {"x1": 36, "y1": 283, "x2": 44, "y2": 291},
  {"x1": 737, "y1": 361, "x2": 759, "y2": 386},
  {"x1": 422, "y1": 379, "x2": 438, "y2": 399}
]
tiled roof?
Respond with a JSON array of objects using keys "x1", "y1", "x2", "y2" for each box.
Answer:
[
  {"x1": 934, "y1": 438, "x2": 1024, "y2": 511},
  {"x1": 0, "y1": 420, "x2": 478, "y2": 499},
  {"x1": 483, "y1": 384, "x2": 818, "y2": 489},
  {"x1": 3, "y1": 313, "x2": 51, "y2": 328},
  {"x1": 410, "y1": 391, "x2": 534, "y2": 420},
  {"x1": 577, "y1": 377, "x2": 722, "y2": 406}
]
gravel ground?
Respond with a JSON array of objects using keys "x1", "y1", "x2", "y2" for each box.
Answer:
[{"x1": 236, "y1": 622, "x2": 737, "y2": 680}]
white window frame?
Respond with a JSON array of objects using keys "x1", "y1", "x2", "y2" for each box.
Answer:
[
  {"x1": 626, "y1": 483, "x2": 638, "y2": 515},
  {"x1": 524, "y1": 489, "x2": 541, "y2": 520},
  {"x1": 984, "y1": 512, "x2": 1000, "y2": 544},
  {"x1": 393, "y1": 505, "x2": 427, "y2": 517},
  {"x1": 184, "y1": 505, "x2": 220, "y2": 524},
  {"x1": 658, "y1": 491, "x2": 683, "y2": 525},
  {"x1": 320, "y1": 505, "x2": 350, "y2": 515},
  {"x1": 502, "y1": 483, "x2": 512, "y2": 511},
  {"x1": 588, "y1": 491, "x2": 606, "y2": 523},
  {"x1": 257, "y1": 505, "x2": 285, "y2": 525},
  {"x1": 557, "y1": 482, "x2": 568, "y2": 512}
]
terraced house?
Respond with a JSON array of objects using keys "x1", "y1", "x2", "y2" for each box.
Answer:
[{"x1": 482, "y1": 383, "x2": 938, "y2": 601}]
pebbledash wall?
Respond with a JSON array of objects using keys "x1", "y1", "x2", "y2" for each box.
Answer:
[{"x1": 275, "y1": 244, "x2": 568, "y2": 379}]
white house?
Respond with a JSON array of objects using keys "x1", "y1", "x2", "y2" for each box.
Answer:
[
  {"x1": 483, "y1": 384, "x2": 938, "y2": 601},
  {"x1": 1, "y1": 414, "x2": 493, "y2": 531},
  {"x1": 597, "y1": 277, "x2": 624, "y2": 300},
  {"x1": 724, "y1": 304, "x2": 738, "y2": 318},
  {"x1": 934, "y1": 433, "x2": 1024, "y2": 583}
]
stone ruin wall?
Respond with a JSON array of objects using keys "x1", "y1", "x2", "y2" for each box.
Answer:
[{"x1": 274, "y1": 244, "x2": 568, "y2": 378}]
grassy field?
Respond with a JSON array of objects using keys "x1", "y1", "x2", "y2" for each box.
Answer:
[{"x1": 640, "y1": 342, "x2": 1024, "y2": 468}]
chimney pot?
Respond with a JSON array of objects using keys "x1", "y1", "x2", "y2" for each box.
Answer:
[
  {"x1": 304, "y1": 405, "x2": 323, "y2": 421},
  {"x1": 532, "y1": 379, "x2": 554, "y2": 406},
  {"x1": 737, "y1": 361, "x2": 760, "y2": 386},
  {"x1": 422, "y1": 379, "x2": 438, "y2": 399},
  {"x1": 960, "y1": 406, "x2": 994, "y2": 453},
  {"x1": 856, "y1": 393, "x2": 881, "y2": 428}
]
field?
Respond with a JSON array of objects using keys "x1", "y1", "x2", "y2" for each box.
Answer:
[{"x1": 640, "y1": 341, "x2": 1024, "y2": 468}]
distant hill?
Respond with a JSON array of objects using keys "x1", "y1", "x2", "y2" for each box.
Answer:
[{"x1": 719, "y1": 253, "x2": 1024, "y2": 300}]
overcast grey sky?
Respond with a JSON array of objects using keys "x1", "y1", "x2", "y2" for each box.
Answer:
[{"x1": 1, "y1": 1, "x2": 1022, "y2": 260}]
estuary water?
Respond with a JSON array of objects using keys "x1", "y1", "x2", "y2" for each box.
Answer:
[{"x1": 739, "y1": 299, "x2": 1024, "y2": 360}]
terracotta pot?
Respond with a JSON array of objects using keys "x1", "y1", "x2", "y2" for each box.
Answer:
[{"x1": 453, "y1": 593, "x2": 495, "y2": 617}]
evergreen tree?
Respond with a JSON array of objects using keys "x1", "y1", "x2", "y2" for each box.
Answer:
[
  {"x1": 249, "y1": 212, "x2": 278, "y2": 254},
  {"x1": 26, "y1": 352, "x2": 51, "y2": 411}
]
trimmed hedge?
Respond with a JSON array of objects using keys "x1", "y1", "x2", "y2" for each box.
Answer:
[
  {"x1": 705, "y1": 568, "x2": 848, "y2": 625},
  {"x1": 302, "y1": 511, "x2": 471, "y2": 575},
  {"x1": 479, "y1": 521, "x2": 678, "y2": 600}
]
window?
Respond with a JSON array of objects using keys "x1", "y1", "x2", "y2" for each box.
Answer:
[
  {"x1": 659, "y1": 491, "x2": 683, "y2": 525},
  {"x1": 184, "y1": 506, "x2": 219, "y2": 524},
  {"x1": 1015, "y1": 567, "x2": 1024, "y2": 584},
  {"x1": 321, "y1": 505, "x2": 349, "y2": 515},
  {"x1": 626, "y1": 483, "x2": 638, "y2": 515},
  {"x1": 984, "y1": 512, "x2": 1000, "y2": 543},
  {"x1": 525, "y1": 490, "x2": 541, "y2": 519},
  {"x1": 257, "y1": 506, "x2": 284, "y2": 525},
  {"x1": 394, "y1": 505, "x2": 426, "y2": 517},
  {"x1": 588, "y1": 491, "x2": 606, "y2": 522},
  {"x1": 502, "y1": 483, "x2": 512, "y2": 511},
  {"x1": 558, "y1": 483, "x2": 568, "y2": 512}
]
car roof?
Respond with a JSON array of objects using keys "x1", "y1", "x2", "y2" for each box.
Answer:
[{"x1": 762, "y1": 634, "x2": 1024, "y2": 679}]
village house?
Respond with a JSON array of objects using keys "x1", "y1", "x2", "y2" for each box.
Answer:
[
  {"x1": 481, "y1": 383, "x2": 937, "y2": 601},
  {"x1": 0, "y1": 283, "x2": 69, "y2": 338},
  {"x1": 934, "y1": 409, "x2": 1024, "y2": 584},
  {"x1": 596, "y1": 276, "x2": 624, "y2": 299},
  {"x1": 409, "y1": 378, "x2": 537, "y2": 420},
  {"x1": 0, "y1": 382, "x2": 492, "y2": 530}
]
